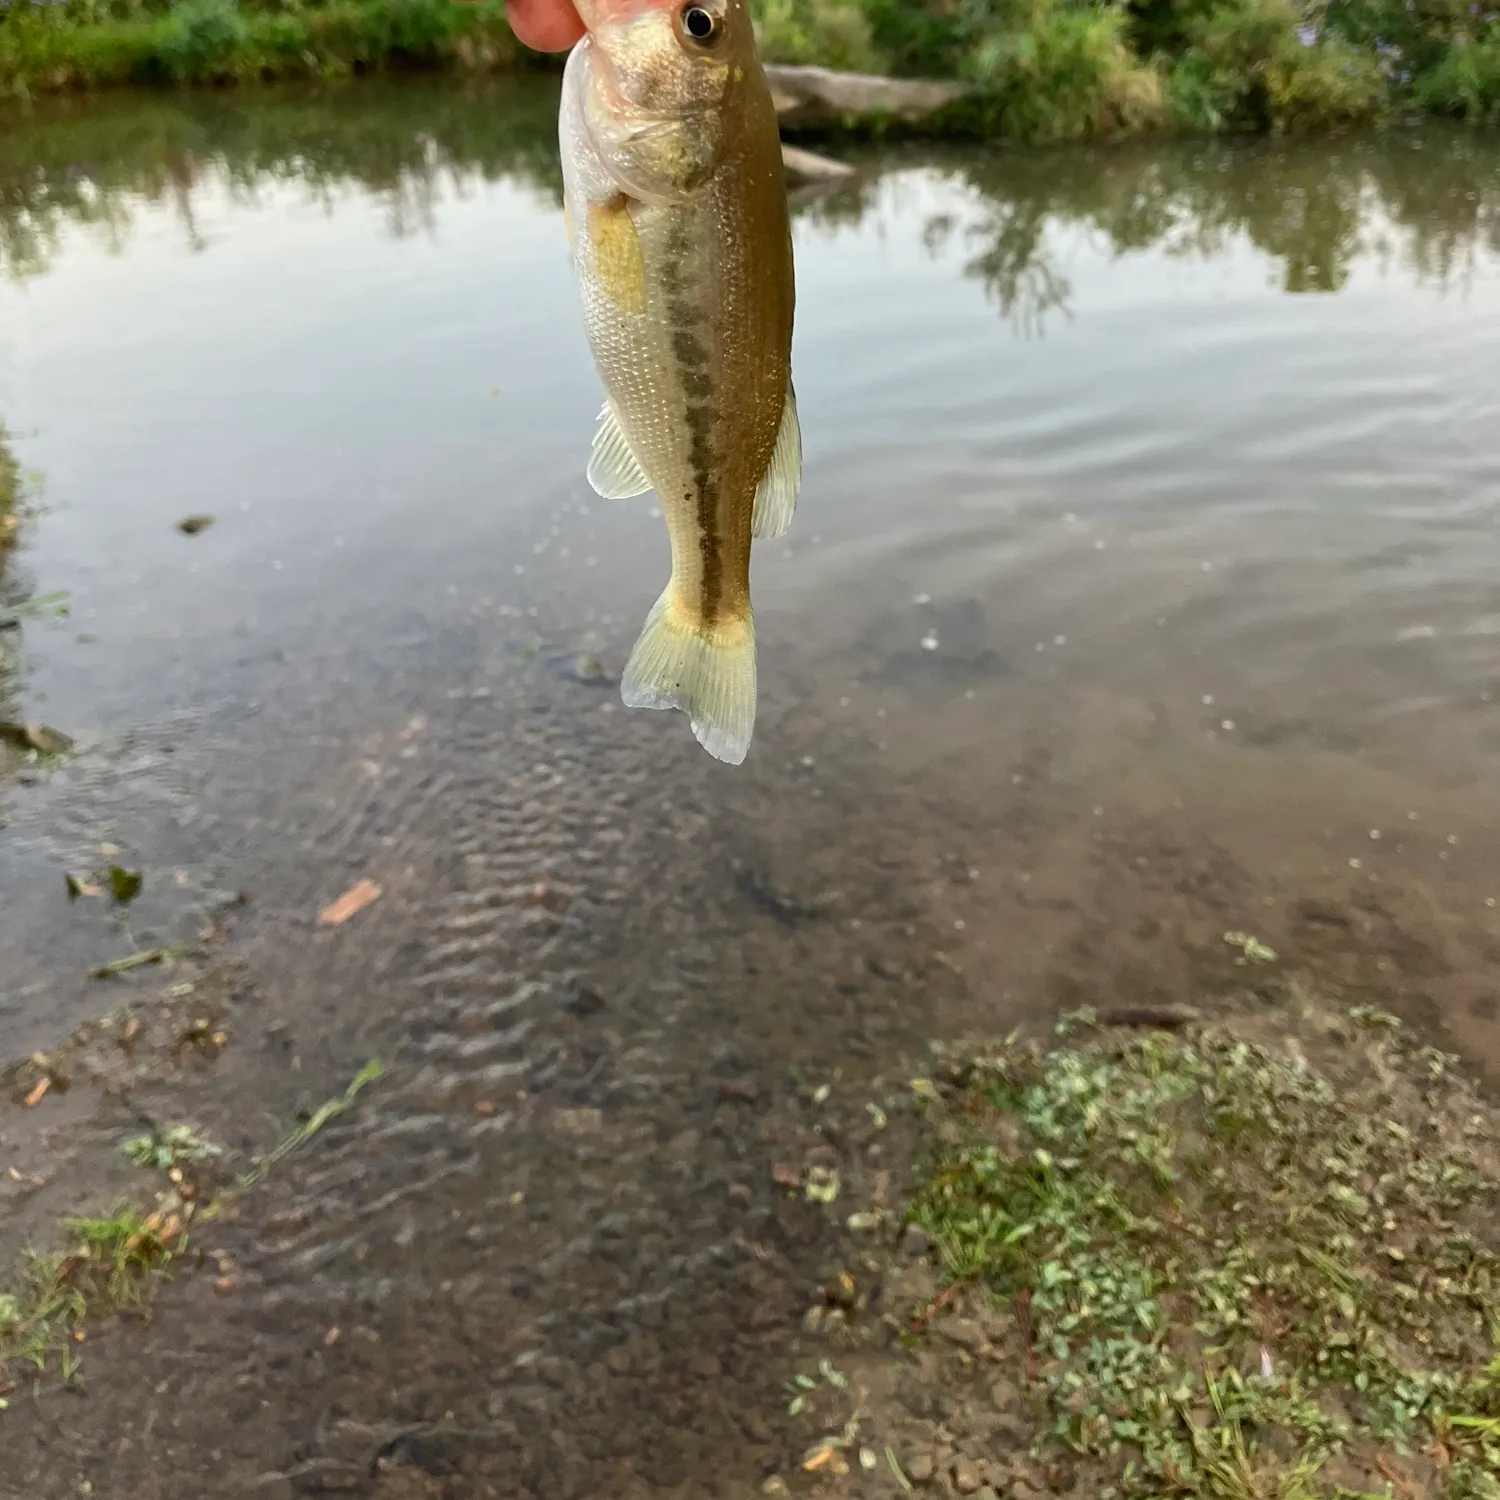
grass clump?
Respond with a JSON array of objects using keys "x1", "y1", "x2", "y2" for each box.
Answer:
[
  {"x1": 907, "y1": 1000, "x2": 1500, "y2": 1498},
  {"x1": 0, "y1": 1208, "x2": 186, "y2": 1401},
  {"x1": 0, "y1": 1061, "x2": 383, "y2": 1407}
]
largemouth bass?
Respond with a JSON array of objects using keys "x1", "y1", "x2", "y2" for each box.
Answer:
[{"x1": 559, "y1": 0, "x2": 799, "y2": 765}]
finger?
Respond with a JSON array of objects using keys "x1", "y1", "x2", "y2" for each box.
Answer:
[{"x1": 507, "y1": 0, "x2": 586, "y2": 50}]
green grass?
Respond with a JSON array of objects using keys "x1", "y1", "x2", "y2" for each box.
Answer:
[
  {"x1": 906, "y1": 1000, "x2": 1500, "y2": 1499},
  {"x1": 0, "y1": 1208, "x2": 186, "y2": 1401},
  {"x1": 0, "y1": 1059, "x2": 383, "y2": 1405}
]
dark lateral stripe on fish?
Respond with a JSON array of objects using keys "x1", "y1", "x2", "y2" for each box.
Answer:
[{"x1": 662, "y1": 224, "x2": 724, "y2": 624}]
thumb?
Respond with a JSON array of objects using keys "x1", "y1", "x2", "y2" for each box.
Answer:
[{"x1": 506, "y1": 0, "x2": 586, "y2": 51}]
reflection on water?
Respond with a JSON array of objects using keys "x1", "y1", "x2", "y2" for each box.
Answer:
[{"x1": 5, "y1": 83, "x2": 1500, "y2": 314}]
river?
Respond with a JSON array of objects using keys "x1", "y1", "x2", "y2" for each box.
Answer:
[{"x1": 1, "y1": 78, "x2": 1498, "y2": 1498}]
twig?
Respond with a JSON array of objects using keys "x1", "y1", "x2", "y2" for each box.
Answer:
[
  {"x1": 908, "y1": 1278, "x2": 969, "y2": 1335},
  {"x1": 89, "y1": 946, "x2": 183, "y2": 979},
  {"x1": 1016, "y1": 1285, "x2": 1037, "y2": 1385}
]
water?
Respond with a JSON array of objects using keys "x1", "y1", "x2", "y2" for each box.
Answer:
[{"x1": 2, "y1": 80, "x2": 1499, "y2": 1497}]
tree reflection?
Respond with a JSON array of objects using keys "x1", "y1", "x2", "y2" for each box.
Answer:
[{"x1": 1, "y1": 82, "x2": 1498, "y2": 327}]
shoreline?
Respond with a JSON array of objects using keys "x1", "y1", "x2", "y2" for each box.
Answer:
[{"x1": 1, "y1": 1, "x2": 1499, "y2": 141}]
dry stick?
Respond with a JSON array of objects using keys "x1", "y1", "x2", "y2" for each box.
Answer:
[
  {"x1": 1016, "y1": 1285, "x2": 1037, "y2": 1385},
  {"x1": 907, "y1": 1278, "x2": 970, "y2": 1335}
]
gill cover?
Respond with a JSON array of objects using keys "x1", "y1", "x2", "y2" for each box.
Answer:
[{"x1": 572, "y1": 0, "x2": 752, "y2": 200}]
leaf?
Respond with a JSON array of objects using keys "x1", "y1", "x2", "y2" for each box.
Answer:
[
  {"x1": 318, "y1": 878, "x2": 382, "y2": 926},
  {"x1": 107, "y1": 865, "x2": 143, "y2": 904}
]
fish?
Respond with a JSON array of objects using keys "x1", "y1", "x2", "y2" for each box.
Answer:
[{"x1": 559, "y1": 0, "x2": 799, "y2": 765}]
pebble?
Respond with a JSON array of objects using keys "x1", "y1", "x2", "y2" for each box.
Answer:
[
  {"x1": 905, "y1": 1453, "x2": 935, "y2": 1484},
  {"x1": 939, "y1": 1318, "x2": 986, "y2": 1354},
  {"x1": 989, "y1": 1377, "x2": 1019, "y2": 1411},
  {"x1": 552, "y1": 1107, "x2": 603, "y2": 1137},
  {"x1": 952, "y1": 1457, "x2": 982, "y2": 1494},
  {"x1": 901, "y1": 1224, "x2": 933, "y2": 1258}
]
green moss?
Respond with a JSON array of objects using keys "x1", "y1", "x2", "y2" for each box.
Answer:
[{"x1": 907, "y1": 1002, "x2": 1500, "y2": 1498}]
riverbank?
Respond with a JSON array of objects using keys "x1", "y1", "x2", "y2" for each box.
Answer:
[
  {"x1": 3, "y1": 0, "x2": 1500, "y2": 140},
  {"x1": 758, "y1": 987, "x2": 1500, "y2": 1498}
]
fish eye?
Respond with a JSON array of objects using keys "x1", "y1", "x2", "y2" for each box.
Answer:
[{"x1": 680, "y1": 4, "x2": 721, "y2": 45}]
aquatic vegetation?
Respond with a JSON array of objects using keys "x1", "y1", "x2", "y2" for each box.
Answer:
[{"x1": 906, "y1": 997, "x2": 1500, "y2": 1498}]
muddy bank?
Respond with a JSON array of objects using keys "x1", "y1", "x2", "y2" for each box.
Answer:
[{"x1": 4, "y1": 605, "x2": 1500, "y2": 1497}]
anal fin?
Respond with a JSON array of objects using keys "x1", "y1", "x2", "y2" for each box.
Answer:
[{"x1": 752, "y1": 380, "x2": 801, "y2": 539}]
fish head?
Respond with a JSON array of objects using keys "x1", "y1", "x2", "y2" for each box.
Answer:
[{"x1": 573, "y1": 0, "x2": 759, "y2": 198}]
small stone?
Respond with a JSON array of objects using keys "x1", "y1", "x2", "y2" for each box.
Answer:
[
  {"x1": 952, "y1": 1458, "x2": 982, "y2": 1494},
  {"x1": 989, "y1": 1377, "x2": 1019, "y2": 1411},
  {"x1": 975, "y1": 1490, "x2": 1000, "y2": 1500},
  {"x1": 727, "y1": 1183, "x2": 753, "y2": 1207},
  {"x1": 825, "y1": 1271, "x2": 858, "y2": 1308},
  {"x1": 761, "y1": 1478, "x2": 788, "y2": 1496},
  {"x1": 901, "y1": 1224, "x2": 933, "y2": 1258},
  {"x1": 604, "y1": 1347, "x2": 631, "y2": 1375},
  {"x1": 905, "y1": 1453, "x2": 935, "y2": 1484},
  {"x1": 552, "y1": 1107, "x2": 602, "y2": 1137},
  {"x1": 687, "y1": 1351, "x2": 721, "y2": 1379},
  {"x1": 939, "y1": 1318, "x2": 986, "y2": 1354}
]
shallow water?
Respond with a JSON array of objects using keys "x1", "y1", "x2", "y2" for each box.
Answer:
[{"x1": 2, "y1": 80, "x2": 1500, "y2": 1497}]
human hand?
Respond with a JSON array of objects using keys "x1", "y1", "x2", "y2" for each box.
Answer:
[{"x1": 506, "y1": 0, "x2": 585, "y2": 50}]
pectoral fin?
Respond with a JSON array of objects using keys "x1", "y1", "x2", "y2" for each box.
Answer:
[
  {"x1": 587, "y1": 403, "x2": 653, "y2": 499},
  {"x1": 751, "y1": 381, "x2": 801, "y2": 540}
]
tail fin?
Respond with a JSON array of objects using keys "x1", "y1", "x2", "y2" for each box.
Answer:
[{"x1": 620, "y1": 588, "x2": 757, "y2": 765}]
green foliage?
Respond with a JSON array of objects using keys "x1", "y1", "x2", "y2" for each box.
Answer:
[
  {"x1": 969, "y1": 6, "x2": 1170, "y2": 141},
  {"x1": 154, "y1": 0, "x2": 245, "y2": 81},
  {"x1": 1415, "y1": 29, "x2": 1500, "y2": 120},
  {"x1": 752, "y1": 0, "x2": 884, "y2": 72},
  {"x1": 2, "y1": 0, "x2": 1500, "y2": 139},
  {"x1": 1169, "y1": 0, "x2": 1390, "y2": 132},
  {"x1": 908, "y1": 1010, "x2": 1500, "y2": 1498},
  {"x1": 0, "y1": 0, "x2": 523, "y2": 95}
]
